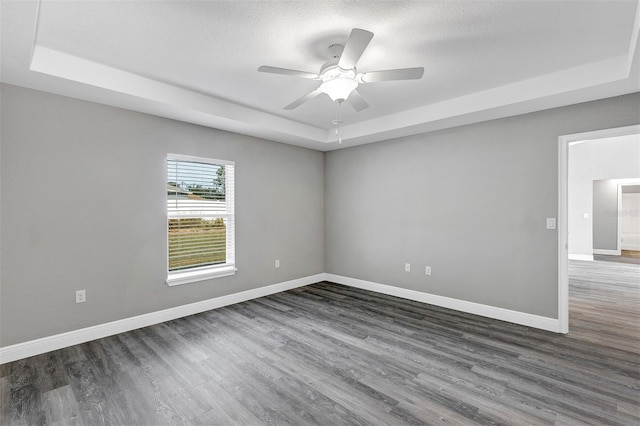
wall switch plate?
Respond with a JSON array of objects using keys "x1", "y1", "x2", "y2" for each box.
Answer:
[
  {"x1": 404, "y1": 263, "x2": 411, "y2": 272},
  {"x1": 583, "y1": 213, "x2": 589, "y2": 219},
  {"x1": 546, "y1": 218, "x2": 556, "y2": 229},
  {"x1": 425, "y1": 266, "x2": 432, "y2": 275},
  {"x1": 75, "y1": 290, "x2": 86, "y2": 304},
  {"x1": 275, "y1": 259, "x2": 280, "y2": 268}
]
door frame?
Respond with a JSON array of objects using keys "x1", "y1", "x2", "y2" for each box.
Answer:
[
  {"x1": 558, "y1": 124, "x2": 640, "y2": 334},
  {"x1": 618, "y1": 180, "x2": 640, "y2": 252}
]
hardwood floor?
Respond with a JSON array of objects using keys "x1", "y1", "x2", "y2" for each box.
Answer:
[
  {"x1": 594, "y1": 250, "x2": 640, "y2": 265},
  {"x1": 1, "y1": 261, "x2": 639, "y2": 425},
  {"x1": 594, "y1": 252, "x2": 640, "y2": 265},
  {"x1": 622, "y1": 250, "x2": 640, "y2": 259}
]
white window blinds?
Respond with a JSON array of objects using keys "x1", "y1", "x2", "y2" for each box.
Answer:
[{"x1": 166, "y1": 154, "x2": 235, "y2": 284}]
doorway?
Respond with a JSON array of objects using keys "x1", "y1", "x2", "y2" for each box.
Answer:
[
  {"x1": 558, "y1": 124, "x2": 640, "y2": 333},
  {"x1": 592, "y1": 181, "x2": 640, "y2": 264},
  {"x1": 619, "y1": 183, "x2": 640, "y2": 261}
]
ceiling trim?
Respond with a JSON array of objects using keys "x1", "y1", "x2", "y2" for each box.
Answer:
[
  {"x1": 30, "y1": 45, "x2": 328, "y2": 144},
  {"x1": 16, "y1": 1, "x2": 640, "y2": 151}
]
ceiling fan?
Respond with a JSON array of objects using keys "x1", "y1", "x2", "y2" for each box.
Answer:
[{"x1": 258, "y1": 28, "x2": 424, "y2": 112}]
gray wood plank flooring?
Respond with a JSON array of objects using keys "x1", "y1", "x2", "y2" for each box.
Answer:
[{"x1": 1, "y1": 260, "x2": 639, "y2": 425}]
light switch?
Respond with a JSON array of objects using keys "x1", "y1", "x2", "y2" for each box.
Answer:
[
  {"x1": 583, "y1": 213, "x2": 589, "y2": 219},
  {"x1": 546, "y1": 218, "x2": 556, "y2": 229}
]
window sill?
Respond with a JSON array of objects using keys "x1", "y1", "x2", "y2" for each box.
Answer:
[{"x1": 166, "y1": 265, "x2": 237, "y2": 286}]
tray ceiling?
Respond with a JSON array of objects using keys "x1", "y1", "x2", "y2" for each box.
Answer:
[{"x1": 2, "y1": 0, "x2": 639, "y2": 151}]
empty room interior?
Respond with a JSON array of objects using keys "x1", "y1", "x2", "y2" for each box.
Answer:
[{"x1": 1, "y1": 1, "x2": 640, "y2": 425}]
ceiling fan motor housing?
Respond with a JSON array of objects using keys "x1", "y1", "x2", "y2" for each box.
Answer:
[{"x1": 328, "y1": 43, "x2": 344, "y2": 60}]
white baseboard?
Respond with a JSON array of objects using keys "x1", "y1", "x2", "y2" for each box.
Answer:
[
  {"x1": 325, "y1": 274, "x2": 562, "y2": 333},
  {"x1": 0, "y1": 273, "x2": 324, "y2": 364},
  {"x1": 1, "y1": 271, "x2": 565, "y2": 364},
  {"x1": 593, "y1": 249, "x2": 621, "y2": 256},
  {"x1": 569, "y1": 254, "x2": 594, "y2": 261}
]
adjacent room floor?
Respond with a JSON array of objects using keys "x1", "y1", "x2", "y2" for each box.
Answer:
[
  {"x1": 1, "y1": 261, "x2": 639, "y2": 425},
  {"x1": 594, "y1": 250, "x2": 640, "y2": 265}
]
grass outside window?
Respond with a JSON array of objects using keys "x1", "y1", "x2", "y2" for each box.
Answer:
[{"x1": 168, "y1": 218, "x2": 227, "y2": 271}]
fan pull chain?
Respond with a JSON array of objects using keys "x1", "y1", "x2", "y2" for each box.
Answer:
[{"x1": 332, "y1": 102, "x2": 344, "y2": 144}]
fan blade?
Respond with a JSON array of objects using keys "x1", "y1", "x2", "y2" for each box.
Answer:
[
  {"x1": 361, "y1": 67, "x2": 424, "y2": 83},
  {"x1": 348, "y1": 89, "x2": 369, "y2": 112},
  {"x1": 338, "y1": 28, "x2": 374, "y2": 70},
  {"x1": 284, "y1": 89, "x2": 323, "y2": 110},
  {"x1": 258, "y1": 66, "x2": 319, "y2": 79}
]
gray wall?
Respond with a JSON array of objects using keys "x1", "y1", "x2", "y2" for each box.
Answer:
[
  {"x1": 325, "y1": 93, "x2": 640, "y2": 318},
  {"x1": 2, "y1": 83, "x2": 639, "y2": 347},
  {"x1": 592, "y1": 180, "x2": 619, "y2": 251},
  {"x1": 0, "y1": 84, "x2": 325, "y2": 347}
]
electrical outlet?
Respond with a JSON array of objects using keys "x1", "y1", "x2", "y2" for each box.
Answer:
[
  {"x1": 425, "y1": 266, "x2": 432, "y2": 275},
  {"x1": 404, "y1": 263, "x2": 411, "y2": 272},
  {"x1": 75, "y1": 290, "x2": 86, "y2": 304},
  {"x1": 275, "y1": 259, "x2": 280, "y2": 268}
]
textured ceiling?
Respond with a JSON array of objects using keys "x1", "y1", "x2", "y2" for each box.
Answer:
[{"x1": 2, "y1": 0, "x2": 639, "y2": 151}]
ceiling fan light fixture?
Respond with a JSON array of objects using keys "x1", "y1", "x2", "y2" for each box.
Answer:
[
  {"x1": 258, "y1": 27, "x2": 424, "y2": 112},
  {"x1": 319, "y1": 77, "x2": 358, "y2": 102}
]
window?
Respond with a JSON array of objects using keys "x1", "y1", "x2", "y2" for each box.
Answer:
[{"x1": 166, "y1": 154, "x2": 235, "y2": 286}]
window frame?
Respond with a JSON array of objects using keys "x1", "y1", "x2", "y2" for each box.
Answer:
[{"x1": 165, "y1": 153, "x2": 236, "y2": 286}]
